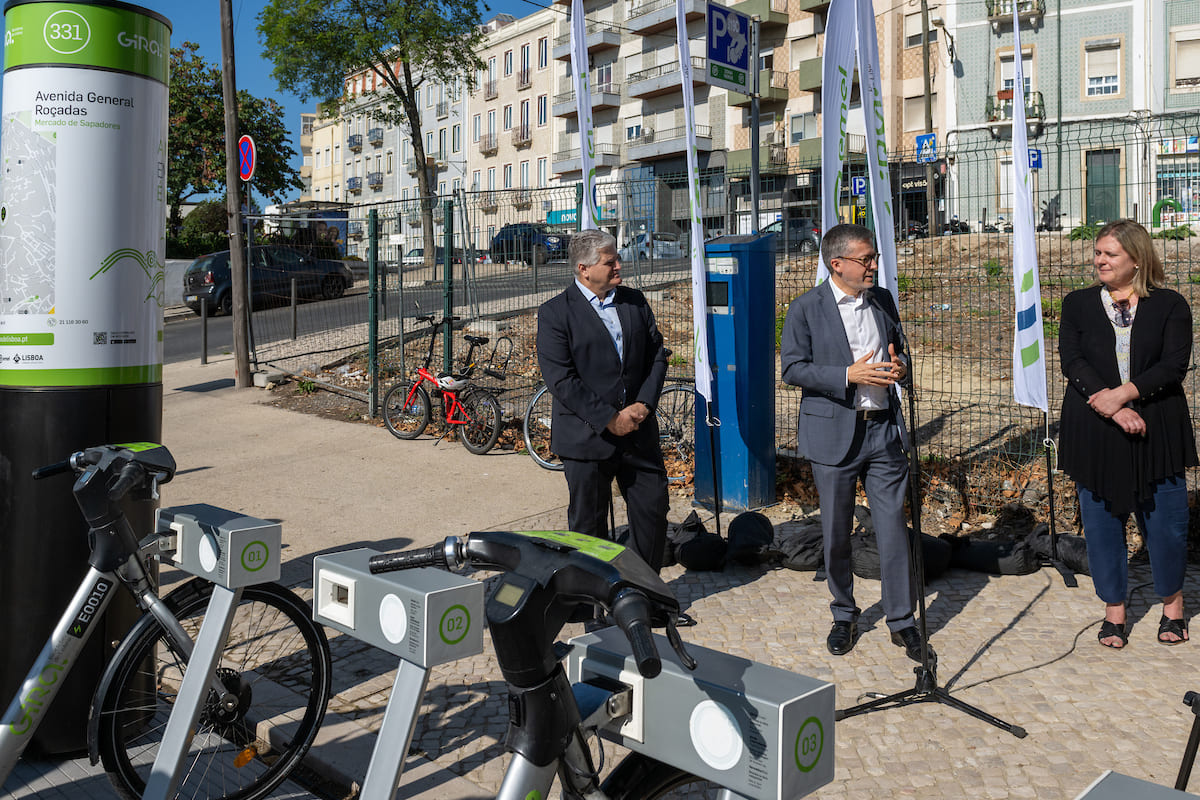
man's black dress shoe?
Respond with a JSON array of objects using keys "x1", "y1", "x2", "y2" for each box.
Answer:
[
  {"x1": 826, "y1": 621, "x2": 857, "y2": 656},
  {"x1": 891, "y1": 626, "x2": 935, "y2": 663}
]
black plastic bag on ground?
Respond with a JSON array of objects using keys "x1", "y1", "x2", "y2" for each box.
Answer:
[
  {"x1": 771, "y1": 522, "x2": 824, "y2": 571},
  {"x1": 851, "y1": 528, "x2": 952, "y2": 584},
  {"x1": 1026, "y1": 524, "x2": 1090, "y2": 576},
  {"x1": 942, "y1": 534, "x2": 1040, "y2": 575},
  {"x1": 727, "y1": 511, "x2": 776, "y2": 566},
  {"x1": 646, "y1": 510, "x2": 727, "y2": 571}
]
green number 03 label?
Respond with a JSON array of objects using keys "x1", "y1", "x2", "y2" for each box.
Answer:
[
  {"x1": 43, "y1": 10, "x2": 91, "y2": 55},
  {"x1": 439, "y1": 605, "x2": 471, "y2": 645},
  {"x1": 794, "y1": 716, "x2": 824, "y2": 773}
]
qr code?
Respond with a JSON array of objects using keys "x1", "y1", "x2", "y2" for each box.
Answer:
[{"x1": 94, "y1": 332, "x2": 107, "y2": 345}]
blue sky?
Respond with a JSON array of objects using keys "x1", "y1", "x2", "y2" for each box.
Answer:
[{"x1": 2, "y1": 0, "x2": 540, "y2": 202}]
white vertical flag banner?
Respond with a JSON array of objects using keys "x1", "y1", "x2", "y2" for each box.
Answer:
[
  {"x1": 677, "y1": 0, "x2": 713, "y2": 404},
  {"x1": 818, "y1": 0, "x2": 857, "y2": 284},
  {"x1": 570, "y1": 0, "x2": 599, "y2": 229},
  {"x1": 1009, "y1": 15, "x2": 1047, "y2": 411},
  {"x1": 854, "y1": 0, "x2": 897, "y2": 296}
]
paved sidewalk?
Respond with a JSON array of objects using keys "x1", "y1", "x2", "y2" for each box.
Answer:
[{"x1": 7, "y1": 354, "x2": 1200, "y2": 799}]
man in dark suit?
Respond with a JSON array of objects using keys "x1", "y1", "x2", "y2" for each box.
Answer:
[
  {"x1": 536, "y1": 229, "x2": 669, "y2": 571},
  {"x1": 780, "y1": 223, "x2": 931, "y2": 662}
]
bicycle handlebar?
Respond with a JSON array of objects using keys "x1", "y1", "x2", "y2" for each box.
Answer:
[
  {"x1": 369, "y1": 537, "x2": 460, "y2": 573},
  {"x1": 31, "y1": 458, "x2": 74, "y2": 480}
]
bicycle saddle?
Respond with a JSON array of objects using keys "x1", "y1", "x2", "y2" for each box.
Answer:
[{"x1": 435, "y1": 373, "x2": 469, "y2": 391}]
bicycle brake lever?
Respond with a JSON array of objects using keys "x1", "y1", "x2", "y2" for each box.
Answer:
[{"x1": 665, "y1": 617, "x2": 698, "y2": 671}]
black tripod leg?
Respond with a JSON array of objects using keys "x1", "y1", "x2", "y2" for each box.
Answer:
[
  {"x1": 1175, "y1": 692, "x2": 1200, "y2": 791},
  {"x1": 932, "y1": 688, "x2": 1027, "y2": 738}
]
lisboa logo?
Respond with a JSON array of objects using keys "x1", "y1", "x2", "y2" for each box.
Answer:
[{"x1": 117, "y1": 31, "x2": 162, "y2": 57}]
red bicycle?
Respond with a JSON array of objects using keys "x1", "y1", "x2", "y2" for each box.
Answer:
[{"x1": 382, "y1": 315, "x2": 505, "y2": 454}]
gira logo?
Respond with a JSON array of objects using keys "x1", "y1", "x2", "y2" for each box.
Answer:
[{"x1": 8, "y1": 660, "x2": 68, "y2": 735}]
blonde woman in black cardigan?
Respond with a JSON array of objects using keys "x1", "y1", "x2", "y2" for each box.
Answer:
[{"x1": 1059, "y1": 219, "x2": 1197, "y2": 649}]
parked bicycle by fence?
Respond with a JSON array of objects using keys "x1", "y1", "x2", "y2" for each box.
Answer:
[
  {"x1": 382, "y1": 315, "x2": 509, "y2": 454},
  {"x1": 0, "y1": 443, "x2": 332, "y2": 800},
  {"x1": 523, "y1": 380, "x2": 696, "y2": 482}
]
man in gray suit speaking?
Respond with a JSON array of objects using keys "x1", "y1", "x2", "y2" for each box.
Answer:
[{"x1": 780, "y1": 223, "x2": 932, "y2": 662}]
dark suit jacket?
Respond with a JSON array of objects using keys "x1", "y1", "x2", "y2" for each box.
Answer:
[
  {"x1": 536, "y1": 283, "x2": 668, "y2": 460},
  {"x1": 1059, "y1": 285, "x2": 1198, "y2": 513},
  {"x1": 780, "y1": 280, "x2": 909, "y2": 466}
]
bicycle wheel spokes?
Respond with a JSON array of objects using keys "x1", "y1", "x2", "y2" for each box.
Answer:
[
  {"x1": 457, "y1": 388, "x2": 502, "y2": 455},
  {"x1": 383, "y1": 380, "x2": 431, "y2": 440},
  {"x1": 97, "y1": 582, "x2": 331, "y2": 800},
  {"x1": 523, "y1": 385, "x2": 563, "y2": 471},
  {"x1": 656, "y1": 385, "x2": 696, "y2": 482}
]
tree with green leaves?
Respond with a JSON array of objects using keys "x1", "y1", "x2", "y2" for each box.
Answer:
[
  {"x1": 168, "y1": 42, "x2": 303, "y2": 235},
  {"x1": 258, "y1": 0, "x2": 486, "y2": 264}
]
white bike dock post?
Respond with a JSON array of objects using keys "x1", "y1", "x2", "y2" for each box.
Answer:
[
  {"x1": 142, "y1": 505, "x2": 283, "y2": 800},
  {"x1": 312, "y1": 549, "x2": 484, "y2": 800},
  {"x1": 566, "y1": 627, "x2": 837, "y2": 800}
]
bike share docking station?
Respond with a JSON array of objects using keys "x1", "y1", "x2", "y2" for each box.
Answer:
[
  {"x1": 143, "y1": 505, "x2": 284, "y2": 800},
  {"x1": 695, "y1": 234, "x2": 777, "y2": 512},
  {"x1": 312, "y1": 549, "x2": 485, "y2": 800},
  {"x1": 567, "y1": 627, "x2": 835, "y2": 799}
]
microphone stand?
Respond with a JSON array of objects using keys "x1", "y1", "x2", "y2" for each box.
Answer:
[{"x1": 835, "y1": 319, "x2": 1027, "y2": 738}]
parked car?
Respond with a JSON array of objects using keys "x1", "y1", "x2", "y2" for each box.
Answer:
[
  {"x1": 618, "y1": 232, "x2": 683, "y2": 262},
  {"x1": 762, "y1": 217, "x2": 821, "y2": 253},
  {"x1": 490, "y1": 223, "x2": 569, "y2": 265},
  {"x1": 182, "y1": 245, "x2": 354, "y2": 316},
  {"x1": 402, "y1": 247, "x2": 472, "y2": 267}
]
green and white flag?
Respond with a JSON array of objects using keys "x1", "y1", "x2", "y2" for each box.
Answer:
[{"x1": 1009, "y1": 14, "x2": 1047, "y2": 411}]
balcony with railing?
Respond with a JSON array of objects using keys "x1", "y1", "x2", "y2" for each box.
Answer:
[
  {"x1": 729, "y1": 0, "x2": 788, "y2": 29},
  {"x1": 513, "y1": 189, "x2": 532, "y2": 209},
  {"x1": 552, "y1": 142, "x2": 621, "y2": 174},
  {"x1": 553, "y1": 83, "x2": 622, "y2": 117},
  {"x1": 627, "y1": 125, "x2": 712, "y2": 162},
  {"x1": 479, "y1": 133, "x2": 498, "y2": 155},
  {"x1": 985, "y1": 90, "x2": 1046, "y2": 137},
  {"x1": 348, "y1": 221, "x2": 364, "y2": 239},
  {"x1": 795, "y1": 0, "x2": 830, "y2": 13},
  {"x1": 628, "y1": 56, "x2": 707, "y2": 99},
  {"x1": 436, "y1": 101, "x2": 450, "y2": 119},
  {"x1": 406, "y1": 209, "x2": 422, "y2": 226},
  {"x1": 367, "y1": 171, "x2": 383, "y2": 189},
  {"x1": 552, "y1": 20, "x2": 622, "y2": 60},
  {"x1": 727, "y1": 134, "x2": 792, "y2": 173},
  {"x1": 986, "y1": 0, "x2": 1045, "y2": 29},
  {"x1": 511, "y1": 124, "x2": 532, "y2": 148},
  {"x1": 478, "y1": 191, "x2": 498, "y2": 212},
  {"x1": 627, "y1": 0, "x2": 704, "y2": 35},
  {"x1": 407, "y1": 158, "x2": 420, "y2": 175},
  {"x1": 729, "y1": 69, "x2": 790, "y2": 106},
  {"x1": 347, "y1": 176, "x2": 363, "y2": 193},
  {"x1": 484, "y1": 79, "x2": 498, "y2": 100},
  {"x1": 368, "y1": 127, "x2": 384, "y2": 145},
  {"x1": 517, "y1": 68, "x2": 532, "y2": 90},
  {"x1": 347, "y1": 133, "x2": 363, "y2": 151}
]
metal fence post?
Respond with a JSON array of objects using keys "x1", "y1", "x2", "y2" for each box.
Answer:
[
  {"x1": 368, "y1": 209, "x2": 379, "y2": 418},
  {"x1": 443, "y1": 199, "x2": 454, "y2": 375}
]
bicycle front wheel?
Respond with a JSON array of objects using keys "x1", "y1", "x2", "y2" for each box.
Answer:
[
  {"x1": 522, "y1": 384, "x2": 563, "y2": 471},
  {"x1": 601, "y1": 752, "x2": 717, "y2": 798},
  {"x1": 383, "y1": 380, "x2": 431, "y2": 439},
  {"x1": 458, "y1": 387, "x2": 502, "y2": 454},
  {"x1": 95, "y1": 581, "x2": 332, "y2": 800},
  {"x1": 656, "y1": 384, "x2": 696, "y2": 482}
]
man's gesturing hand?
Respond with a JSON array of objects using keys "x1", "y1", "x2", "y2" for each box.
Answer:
[{"x1": 847, "y1": 350, "x2": 902, "y2": 387}]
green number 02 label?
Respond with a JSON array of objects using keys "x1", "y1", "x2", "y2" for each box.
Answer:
[
  {"x1": 794, "y1": 716, "x2": 824, "y2": 773},
  {"x1": 439, "y1": 604, "x2": 471, "y2": 645}
]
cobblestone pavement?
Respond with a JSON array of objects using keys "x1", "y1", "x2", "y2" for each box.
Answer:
[{"x1": 309, "y1": 496, "x2": 1200, "y2": 799}]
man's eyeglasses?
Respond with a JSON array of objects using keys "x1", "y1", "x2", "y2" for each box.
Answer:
[
  {"x1": 836, "y1": 254, "x2": 879, "y2": 269},
  {"x1": 1112, "y1": 298, "x2": 1132, "y2": 328}
]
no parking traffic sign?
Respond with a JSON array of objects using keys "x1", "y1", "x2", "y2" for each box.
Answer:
[{"x1": 238, "y1": 134, "x2": 257, "y2": 182}]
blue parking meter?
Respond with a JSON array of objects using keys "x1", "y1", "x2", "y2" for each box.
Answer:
[{"x1": 694, "y1": 234, "x2": 776, "y2": 512}]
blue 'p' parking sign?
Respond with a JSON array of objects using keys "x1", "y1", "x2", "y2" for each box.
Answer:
[{"x1": 707, "y1": 2, "x2": 752, "y2": 92}]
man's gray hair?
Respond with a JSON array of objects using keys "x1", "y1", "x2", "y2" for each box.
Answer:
[
  {"x1": 821, "y1": 223, "x2": 876, "y2": 272},
  {"x1": 569, "y1": 229, "x2": 618, "y2": 272}
]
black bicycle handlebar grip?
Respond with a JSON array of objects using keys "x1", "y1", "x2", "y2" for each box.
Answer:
[
  {"x1": 107, "y1": 462, "x2": 144, "y2": 502},
  {"x1": 611, "y1": 589, "x2": 662, "y2": 679},
  {"x1": 31, "y1": 459, "x2": 72, "y2": 480},
  {"x1": 369, "y1": 543, "x2": 448, "y2": 573}
]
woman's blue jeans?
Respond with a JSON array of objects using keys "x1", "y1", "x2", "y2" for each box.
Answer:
[{"x1": 1076, "y1": 475, "x2": 1189, "y2": 605}]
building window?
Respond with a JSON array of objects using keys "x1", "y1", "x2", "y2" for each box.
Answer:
[
  {"x1": 504, "y1": 50, "x2": 513, "y2": 76},
  {"x1": 1085, "y1": 40, "x2": 1121, "y2": 97},
  {"x1": 472, "y1": 170, "x2": 481, "y2": 189},
  {"x1": 452, "y1": 124, "x2": 462, "y2": 152},
  {"x1": 503, "y1": 164, "x2": 512, "y2": 188},
  {"x1": 488, "y1": 56, "x2": 496, "y2": 80},
  {"x1": 487, "y1": 166, "x2": 496, "y2": 190},
  {"x1": 488, "y1": 109, "x2": 496, "y2": 134},
  {"x1": 538, "y1": 37, "x2": 548, "y2": 69},
  {"x1": 999, "y1": 51, "x2": 1033, "y2": 96},
  {"x1": 538, "y1": 157, "x2": 547, "y2": 187},
  {"x1": 1173, "y1": 31, "x2": 1200, "y2": 89},
  {"x1": 473, "y1": 114, "x2": 481, "y2": 142},
  {"x1": 903, "y1": 12, "x2": 936, "y2": 49},
  {"x1": 438, "y1": 127, "x2": 447, "y2": 157},
  {"x1": 903, "y1": 95, "x2": 934, "y2": 131},
  {"x1": 386, "y1": 150, "x2": 393, "y2": 173},
  {"x1": 504, "y1": 104, "x2": 513, "y2": 130},
  {"x1": 521, "y1": 43, "x2": 531, "y2": 71},
  {"x1": 595, "y1": 62, "x2": 613, "y2": 91},
  {"x1": 538, "y1": 94, "x2": 548, "y2": 126},
  {"x1": 790, "y1": 112, "x2": 816, "y2": 143},
  {"x1": 427, "y1": 86, "x2": 435, "y2": 107},
  {"x1": 759, "y1": 48, "x2": 773, "y2": 71},
  {"x1": 520, "y1": 99, "x2": 530, "y2": 127},
  {"x1": 520, "y1": 160, "x2": 529, "y2": 188}
]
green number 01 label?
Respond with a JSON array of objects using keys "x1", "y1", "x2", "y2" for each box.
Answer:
[
  {"x1": 794, "y1": 716, "x2": 824, "y2": 773},
  {"x1": 439, "y1": 604, "x2": 470, "y2": 645}
]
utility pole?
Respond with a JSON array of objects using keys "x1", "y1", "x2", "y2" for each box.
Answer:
[
  {"x1": 220, "y1": 0, "x2": 251, "y2": 387},
  {"x1": 921, "y1": 0, "x2": 936, "y2": 233}
]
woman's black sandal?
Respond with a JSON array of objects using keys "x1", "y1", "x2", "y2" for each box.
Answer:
[
  {"x1": 1098, "y1": 620, "x2": 1128, "y2": 648},
  {"x1": 1157, "y1": 615, "x2": 1188, "y2": 645}
]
